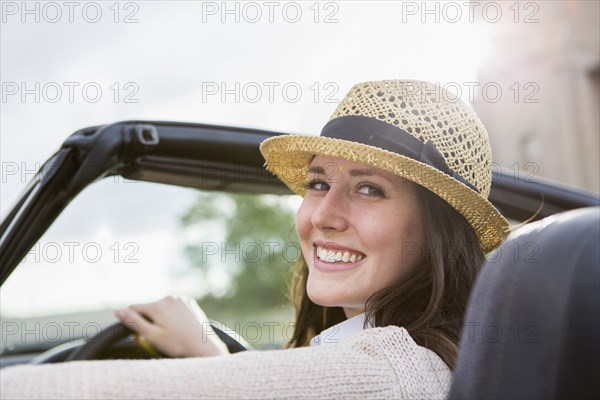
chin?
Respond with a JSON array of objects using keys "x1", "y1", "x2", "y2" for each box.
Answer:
[
  {"x1": 307, "y1": 288, "x2": 339, "y2": 307},
  {"x1": 307, "y1": 286, "x2": 351, "y2": 309}
]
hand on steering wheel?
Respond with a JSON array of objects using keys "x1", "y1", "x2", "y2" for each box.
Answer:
[
  {"x1": 114, "y1": 295, "x2": 230, "y2": 358},
  {"x1": 59, "y1": 296, "x2": 249, "y2": 363}
]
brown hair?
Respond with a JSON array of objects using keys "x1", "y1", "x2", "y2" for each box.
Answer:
[{"x1": 286, "y1": 185, "x2": 485, "y2": 369}]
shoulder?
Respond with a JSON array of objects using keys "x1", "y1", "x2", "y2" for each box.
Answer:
[{"x1": 346, "y1": 326, "x2": 453, "y2": 399}]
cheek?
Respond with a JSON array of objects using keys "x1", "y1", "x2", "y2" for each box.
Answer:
[
  {"x1": 393, "y1": 218, "x2": 425, "y2": 273},
  {"x1": 295, "y1": 199, "x2": 313, "y2": 254},
  {"x1": 368, "y1": 210, "x2": 425, "y2": 274}
]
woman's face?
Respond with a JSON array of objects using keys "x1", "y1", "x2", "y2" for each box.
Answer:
[{"x1": 296, "y1": 155, "x2": 425, "y2": 318}]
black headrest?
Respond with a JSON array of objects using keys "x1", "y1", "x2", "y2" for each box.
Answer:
[{"x1": 449, "y1": 207, "x2": 600, "y2": 400}]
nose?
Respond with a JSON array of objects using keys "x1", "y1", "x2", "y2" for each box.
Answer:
[{"x1": 310, "y1": 187, "x2": 349, "y2": 232}]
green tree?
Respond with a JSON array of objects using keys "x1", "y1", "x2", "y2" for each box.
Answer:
[{"x1": 180, "y1": 191, "x2": 299, "y2": 319}]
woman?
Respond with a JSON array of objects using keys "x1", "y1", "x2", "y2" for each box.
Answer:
[{"x1": 0, "y1": 80, "x2": 510, "y2": 399}]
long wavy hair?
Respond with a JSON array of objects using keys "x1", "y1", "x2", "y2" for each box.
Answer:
[{"x1": 285, "y1": 184, "x2": 486, "y2": 369}]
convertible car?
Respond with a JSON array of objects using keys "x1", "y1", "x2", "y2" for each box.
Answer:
[{"x1": 1, "y1": 121, "x2": 598, "y2": 398}]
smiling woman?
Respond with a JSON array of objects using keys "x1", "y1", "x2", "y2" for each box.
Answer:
[
  {"x1": 287, "y1": 155, "x2": 486, "y2": 368},
  {"x1": 0, "y1": 79, "x2": 510, "y2": 399},
  {"x1": 297, "y1": 156, "x2": 426, "y2": 317}
]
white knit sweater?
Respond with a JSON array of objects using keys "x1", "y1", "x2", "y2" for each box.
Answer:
[{"x1": 0, "y1": 326, "x2": 451, "y2": 399}]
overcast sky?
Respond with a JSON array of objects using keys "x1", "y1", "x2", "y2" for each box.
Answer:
[{"x1": 1, "y1": 1, "x2": 497, "y2": 317}]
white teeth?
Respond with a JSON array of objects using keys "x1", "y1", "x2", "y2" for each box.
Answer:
[
  {"x1": 326, "y1": 250, "x2": 336, "y2": 262},
  {"x1": 342, "y1": 252, "x2": 350, "y2": 262},
  {"x1": 318, "y1": 248, "x2": 329, "y2": 261},
  {"x1": 316, "y1": 245, "x2": 364, "y2": 263},
  {"x1": 318, "y1": 248, "x2": 335, "y2": 262}
]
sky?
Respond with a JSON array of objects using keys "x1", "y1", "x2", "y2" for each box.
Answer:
[{"x1": 0, "y1": 1, "x2": 497, "y2": 317}]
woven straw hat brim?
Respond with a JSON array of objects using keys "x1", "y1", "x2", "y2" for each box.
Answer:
[{"x1": 260, "y1": 134, "x2": 510, "y2": 253}]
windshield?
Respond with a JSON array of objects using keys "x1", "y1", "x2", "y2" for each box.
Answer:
[{"x1": 1, "y1": 178, "x2": 300, "y2": 353}]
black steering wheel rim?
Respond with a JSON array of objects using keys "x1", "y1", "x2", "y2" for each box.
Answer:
[{"x1": 65, "y1": 322, "x2": 248, "y2": 361}]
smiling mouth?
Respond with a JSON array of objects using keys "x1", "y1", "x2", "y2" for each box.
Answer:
[{"x1": 314, "y1": 244, "x2": 366, "y2": 264}]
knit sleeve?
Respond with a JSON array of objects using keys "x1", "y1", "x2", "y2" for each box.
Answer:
[{"x1": 0, "y1": 326, "x2": 450, "y2": 399}]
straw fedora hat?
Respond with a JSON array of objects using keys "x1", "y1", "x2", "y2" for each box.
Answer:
[{"x1": 260, "y1": 79, "x2": 510, "y2": 252}]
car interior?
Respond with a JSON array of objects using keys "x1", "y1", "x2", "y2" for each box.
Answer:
[{"x1": 1, "y1": 121, "x2": 599, "y2": 398}]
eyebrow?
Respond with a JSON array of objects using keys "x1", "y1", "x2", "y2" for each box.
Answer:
[
  {"x1": 307, "y1": 165, "x2": 394, "y2": 183},
  {"x1": 307, "y1": 165, "x2": 326, "y2": 175}
]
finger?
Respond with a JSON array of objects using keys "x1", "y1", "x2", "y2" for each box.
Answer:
[
  {"x1": 127, "y1": 302, "x2": 159, "y2": 320},
  {"x1": 115, "y1": 308, "x2": 155, "y2": 335},
  {"x1": 182, "y1": 296, "x2": 207, "y2": 318},
  {"x1": 182, "y1": 296, "x2": 200, "y2": 310}
]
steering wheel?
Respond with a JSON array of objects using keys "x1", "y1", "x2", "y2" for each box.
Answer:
[{"x1": 63, "y1": 322, "x2": 249, "y2": 362}]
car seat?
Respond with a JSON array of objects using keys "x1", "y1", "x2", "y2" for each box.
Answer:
[{"x1": 448, "y1": 207, "x2": 600, "y2": 399}]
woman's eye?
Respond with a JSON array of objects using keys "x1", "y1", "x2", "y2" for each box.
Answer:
[
  {"x1": 357, "y1": 184, "x2": 385, "y2": 197},
  {"x1": 305, "y1": 180, "x2": 329, "y2": 191}
]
